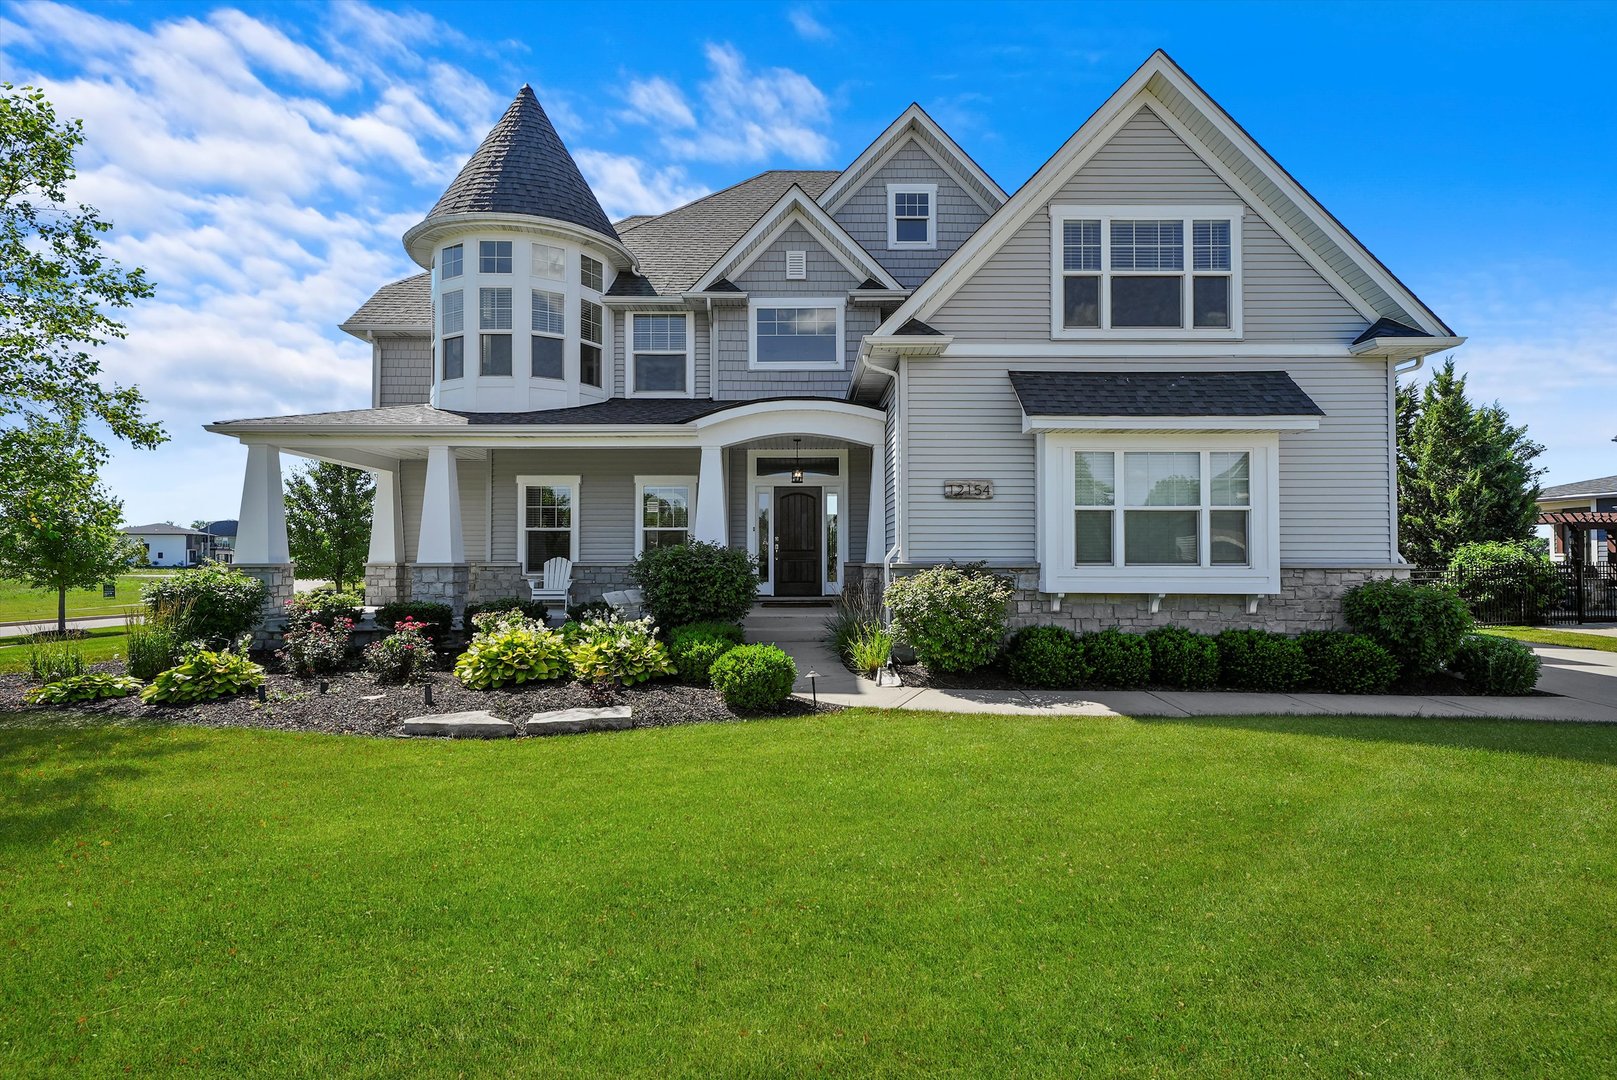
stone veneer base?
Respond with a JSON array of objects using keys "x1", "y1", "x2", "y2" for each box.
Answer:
[
  {"x1": 235, "y1": 563, "x2": 295, "y2": 651},
  {"x1": 364, "y1": 562, "x2": 408, "y2": 607},
  {"x1": 410, "y1": 564, "x2": 471, "y2": 619}
]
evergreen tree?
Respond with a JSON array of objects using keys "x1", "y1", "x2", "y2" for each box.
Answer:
[
  {"x1": 1397, "y1": 359, "x2": 1544, "y2": 566},
  {"x1": 284, "y1": 463, "x2": 374, "y2": 592}
]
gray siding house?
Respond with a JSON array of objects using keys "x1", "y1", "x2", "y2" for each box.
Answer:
[{"x1": 210, "y1": 52, "x2": 1461, "y2": 632}]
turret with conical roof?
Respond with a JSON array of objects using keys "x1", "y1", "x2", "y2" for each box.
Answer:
[{"x1": 428, "y1": 85, "x2": 617, "y2": 241}]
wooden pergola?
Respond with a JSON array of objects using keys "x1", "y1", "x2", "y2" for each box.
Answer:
[{"x1": 1538, "y1": 510, "x2": 1617, "y2": 568}]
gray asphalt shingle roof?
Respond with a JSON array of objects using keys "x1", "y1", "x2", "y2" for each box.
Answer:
[
  {"x1": 1008, "y1": 370, "x2": 1325, "y2": 417},
  {"x1": 1541, "y1": 475, "x2": 1617, "y2": 499},
  {"x1": 214, "y1": 396, "x2": 874, "y2": 430},
  {"x1": 617, "y1": 170, "x2": 838, "y2": 295},
  {"x1": 122, "y1": 523, "x2": 209, "y2": 536},
  {"x1": 343, "y1": 273, "x2": 431, "y2": 329},
  {"x1": 1352, "y1": 317, "x2": 1429, "y2": 345},
  {"x1": 429, "y1": 85, "x2": 616, "y2": 241}
]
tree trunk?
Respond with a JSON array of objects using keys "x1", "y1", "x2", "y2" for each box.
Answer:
[{"x1": 57, "y1": 585, "x2": 67, "y2": 636}]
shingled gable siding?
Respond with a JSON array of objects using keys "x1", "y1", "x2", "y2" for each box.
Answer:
[
  {"x1": 712, "y1": 223, "x2": 870, "y2": 399},
  {"x1": 904, "y1": 103, "x2": 1395, "y2": 569},
  {"x1": 377, "y1": 334, "x2": 434, "y2": 406},
  {"x1": 932, "y1": 106, "x2": 1365, "y2": 342},
  {"x1": 831, "y1": 140, "x2": 992, "y2": 289},
  {"x1": 613, "y1": 310, "x2": 712, "y2": 398}
]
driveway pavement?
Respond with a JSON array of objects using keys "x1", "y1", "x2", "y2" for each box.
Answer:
[{"x1": 781, "y1": 640, "x2": 1617, "y2": 723}]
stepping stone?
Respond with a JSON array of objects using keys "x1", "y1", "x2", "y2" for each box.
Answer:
[
  {"x1": 401, "y1": 711, "x2": 516, "y2": 738},
  {"x1": 524, "y1": 705, "x2": 633, "y2": 736}
]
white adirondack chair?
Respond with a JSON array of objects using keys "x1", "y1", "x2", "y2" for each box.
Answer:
[
  {"x1": 527, "y1": 557, "x2": 573, "y2": 622},
  {"x1": 602, "y1": 588, "x2": 645, "y2": 619}
]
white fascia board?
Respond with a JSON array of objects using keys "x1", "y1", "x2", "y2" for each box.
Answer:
[
  {"x1": 339, "y1": 321, "x2": 431, "y2": 338},
  {"x1": 1021, "y1": 414, "x2": 1322, "y2": 434},
  {"x1": 402, "y1": 211, "x2": 639, "y2": 272},
  {"x1": 820, "y1": 104, "x2": 1008, "y2": 213},
  {"x1": 689, "y1": 186, "x2": 902, "y2": 293},
  {"x1": 864, "y1": 334, "x2": 953, "y2": 358},
  {"x1": 1348, "y1": 335, "x2": 1466, "y2": 359},
  {"x1": 601, "y1": 294, "x2": 687, "y2": 307}
]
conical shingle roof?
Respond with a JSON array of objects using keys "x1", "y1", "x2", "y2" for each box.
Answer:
[{"x1": 429, "y1": 85, "x2": 616, "y2": 241}]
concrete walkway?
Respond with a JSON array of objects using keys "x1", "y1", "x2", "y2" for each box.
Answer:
[{"x1": 784, "y1": 640, "x2": 1617, "y2": 723}]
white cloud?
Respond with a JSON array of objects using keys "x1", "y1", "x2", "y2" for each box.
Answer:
[
  {"x1": 624, "y1": 42, "x2": 834, "y2": 165},
  {"x1": 574, "y1": 150, "x2": 709, "y2": 219},
  {"x1": 788, "y1": 8, "x2": 834, "y2": 42}
]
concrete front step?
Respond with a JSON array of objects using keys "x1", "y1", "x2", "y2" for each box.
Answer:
[{"x1": 743, "y1": 613, "x2": 832, "y2": 643}]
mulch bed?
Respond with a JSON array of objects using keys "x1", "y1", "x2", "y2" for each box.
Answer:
[{"x1": 0, "y1": 662, "x2": 825, "y2": 737}]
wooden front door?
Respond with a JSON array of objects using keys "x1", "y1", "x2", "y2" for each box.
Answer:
[{"x1": 773, "y1": 487, "x2": 821, "y2": 597}]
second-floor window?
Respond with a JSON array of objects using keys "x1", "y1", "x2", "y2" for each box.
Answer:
[
  {"x1": 531, "y1": 289, "x2": 565, "y2": 380},
  {"x1": 480, "y1": 240, "x2": 512, "y2": 274},
  {"x1": 580, "y1": 254, "x2": 604, "y2": 292},
  {"x1": 749, "y1": 299, "x2": 843, "y2": 370},
  {"x1": 580, "y1": 300, "x2": 603, "y2": 388},
  {"x1": 631, "y1": 313, "x2": 690, "y2": 395},
  {"x1": 1052, "y1": 205, "x2": 1241, "y2": 336},
  {"x1": 441, "y1": 288, "x2": 464, "y2": 380},
  {"x1": 479, "y1": 287, "x2": 512, "y2": 376},
  {"x1": 888, "y1": 183, "x2": 937, "y2": 249},
  {"x1": 532, "y1": 242, "x2": 565, "y2": 281},
  {"x1": 441, "y1": 243, "x2": 463, "y2": 279}
]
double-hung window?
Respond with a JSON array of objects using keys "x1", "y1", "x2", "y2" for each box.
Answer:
[
  {"x1": 1052, "y1": 205, "x2": 1241, "y2": 335},
  {"x1": 440, "y1": 289, "x2": 464, "y2": 380},
  {"x1": 636, "y1": 476, "x2": 695, "y2": 553},
  {"x1": 531, "y1": 289, "x2": 565, "y2": 380},
  {"x1": 631, "y1": 313, "x2": 690, "y2": 395},
  {"x1": 580, "y1": 300, "x2": 603, "y2": 388},
  {"x1": 479, "y1": 287, "x2": 512, "y2": 376},
  {"x1": 888, "y1": 183, "x2": 937, "y2": 248},
  {"x1": 749, "y1": 299, "x2": 843, "y2": 369},
  {"x1": 517, "y1": 476, "x2": 579, "y2": 572}
]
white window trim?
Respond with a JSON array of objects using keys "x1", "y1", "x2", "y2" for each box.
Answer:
[
  {"x1": 887, "y1": 182, "x2": 938, "y2": 250},
  {"x1": 530, "y1": 288, "x2": 566, "y2": 383},
  {"x1": 745, "y1": 449, "x2": 849, "y2": 597},
  {"x1": 747, "y1": 297, "x2": 846, "y2": 371},
  {"x1": 1049, "y1": 203, "x2": 1243, "y2": 340},
  {"x1": 1036, "y1": 432, "x2": 1278, "y2": 596},
  {"x1": 634, "y1": 475, "x2": 698, "y2": 556},
  {"x1": 578, "y1": 296, "x2": 606, "y2": 394},
  {"x1": 628, "y1": 311, "x2": 695, "y2": 398},
  {"x1": 515, "y1": 474, "x2": 581, "y2": 571}
]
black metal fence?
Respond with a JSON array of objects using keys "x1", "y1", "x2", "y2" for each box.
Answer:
[{"x1": 1410, "y1": 562, "x2": 1617, "y2": 626}]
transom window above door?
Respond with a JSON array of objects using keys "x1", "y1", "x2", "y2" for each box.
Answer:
[
  {"x1": 749, "y1": 299, "x2": 843, "y2": 370},
  {"x1": 1050, "y1": 205, "x2": 1242, "y2": 337}
]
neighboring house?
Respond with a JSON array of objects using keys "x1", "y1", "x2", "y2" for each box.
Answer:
[
  {"x1": 122, "y1": 523, "x2": 211, "y2": 567},
  {"x1": 198, "y1": 519, "x2": 238, "y2": 563},
  {"x1": 208, "y1": 51, "x2": 1462, "y2": 631},
  {"x1": 1537, "y1": 476, "x2": 1617, "y2": 563}
]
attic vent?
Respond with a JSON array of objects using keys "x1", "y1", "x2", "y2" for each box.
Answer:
[{"x1": 785, "y1": 249, "x2": 807, "y2": 280}]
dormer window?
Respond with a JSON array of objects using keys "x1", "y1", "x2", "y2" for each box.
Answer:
[
  {"x1": 1051, "y1": 205, "x2": 1242, "y2": 337},
  {"x1": 888, "y1": 183, "x2": 937, "y2": 249},
  {"x1": 580, "y1": 254, "x2": 603, "y2": 292},
  {"x1": 441, "y1": 243, "x2": 463, "y2": 279},
  {"x1": 480, "y1": 240, "x2": 512, "y2": 274}
]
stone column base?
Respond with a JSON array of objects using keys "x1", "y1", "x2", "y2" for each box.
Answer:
[
  {"x1": 410, "y1": 564, "x2": 471, "y2": 619},
  {"x1": 234, "y1": 562, "x2": 295, "y2": 650},
  {"x1": 365, "y1": 562, "x2": 408, "y2": 606}
]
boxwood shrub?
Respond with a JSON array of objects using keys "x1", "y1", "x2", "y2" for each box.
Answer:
[
  {"x1": 1143, "y1": 626, "x2": 1220, "y2": 690},
  {"x1": 709, "y1": 643, "x2": 797, "y2": 712},
  {"x1": 1450, "y1": 634, "x2": 1541, "y2": 695},
  {"x1": 374, "y1": 601, "x2": 454, "y2": 644},
  {"x1": 1298, "y1": 630, "x2": 1399, "y2": 694},
  {"x1": 667, "y1": 625, "x2": 741, "y2": 685},
  {"x1": 1343, "y1": 578, "x2": 1472, "y2": 677},
  {"x1": 1080, "y1": 629, "x2": 1152, "y2": 688},
  {"x1": 1214, "y1": 629, "x2": 1308, "y2": 692},
  {"x1": 1003, "y1": 625, "x2": 1088, "y2": 688}
]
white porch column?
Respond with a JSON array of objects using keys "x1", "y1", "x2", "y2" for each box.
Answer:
[
  {"x1": 367, "y1": 467, "x2": 403, "y2": 564},
  {"x1": 235, "y1": 443, "x2": 289, "y2": 564},
  {"x1": 694, "y1": 444, "x2": 727, "y2": 545},
  {"x1": 417, "y1": 445, "x2": 465, "y2": 564},
  {"x1": 866, "y1": 446, "x2": 886, "y2": 566}
]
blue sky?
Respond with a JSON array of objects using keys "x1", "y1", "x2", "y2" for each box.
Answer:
[{"x1": 2, "y1": 0, "x2": 1613, "y2": 524}]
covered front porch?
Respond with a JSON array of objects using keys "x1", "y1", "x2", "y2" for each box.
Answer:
[{"x1": 209, "y1": 398, "x2": 888, "y2": 622}]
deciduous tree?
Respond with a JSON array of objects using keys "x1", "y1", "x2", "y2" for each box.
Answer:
[{"x1": 284, "y1": 463, "x2": 373, "y2": 592}]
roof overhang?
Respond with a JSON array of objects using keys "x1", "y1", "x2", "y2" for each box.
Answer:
[
  {"x1": 864, "y1": 333, "x2": 953, "y2": 359},
  {"x1": 818, "y1": 102, "x2": 1007, "y2": 214},
  {"x1": 1348, "y1": 335, "x2": 1466, "y2": 361},
  {"x1": 338, "y1": 321, "x2": 431, "y2": 338},
  {"x1": 1022, "y1": 414, "x2": 1322, "y2": 434},
  {"x1": 403, "y1": 212, "x2": 639, "y2": 272},
  {"x1": 689, "y1": 184, "x2": 902, "y2": 294}
]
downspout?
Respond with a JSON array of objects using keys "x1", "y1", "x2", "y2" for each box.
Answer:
[{"x1": 1388, "y1": 352, "x2": 1429, "y2": 564}]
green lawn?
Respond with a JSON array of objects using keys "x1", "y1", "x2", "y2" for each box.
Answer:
[
  {"x1": 0, "y1": 575, "x2": 168, "y2": 623},
  {"x1": 1483, "y1": 624, "x2": 1617, "y2": 653},
  {"x1": 2, "y1": 711, "x2": 1613, "y2": 1077},
  {"x1": 0, "y1": 628, "x2": 128, "y2": 674}
]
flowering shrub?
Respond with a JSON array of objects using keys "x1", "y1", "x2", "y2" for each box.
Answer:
[
  {"x1": 363, "y1": 617, "x2": 437, "y2": 684},
  {"x1": 884, "y1": 565, "x2": 1012, "y2": 673},
  {"x1": 279, "y1": 616, "x2": 354, "y2": 677},
  {"x1": 567, "y1": 616, "x2": 675, "y2": 687},
  {"x1": 141, "y1": 649, "x2": 265, "y2": 704},
  {"x1": 454, "y1": 622, "x2": 570, "y2": 690}
]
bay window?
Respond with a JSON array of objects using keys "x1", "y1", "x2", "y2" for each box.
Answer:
[
  {"x1": 631, "y1": 313, "x2": 691, "y2": 395},
  {"x1": 636, "y1": 476, "x2": 696, "y2": 553},
  {"x1": 532, "y1": 242, "x2": 565, "y2": 281},
  {"x1": 1051, "y1": 205, "x2": 1241, "y2": 336},
  {"x1": 480, "y1": 240, "x2": 512, "y2": 274},
  {"x1": 441, "y1": 243, "x2": 463, "y2": 279},
  {"x1": 517, "y1": 475, "x2": 579, "y2": 572},
  {"x1": 749, "y1": 298, "x2": 843, "y2": 370}
]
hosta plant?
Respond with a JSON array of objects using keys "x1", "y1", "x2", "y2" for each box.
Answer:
[
  {"x1": 140, "y1": 650, "x2": 265, "y2": 704},
  {"x1": 568, "y1": 616, "x2": 675, "y2": 687},
  {"x1": 454, "y1": 623, "x2": 570, "y2": 690},
  {"x1": 25, "y1": 672, "x2": 144, "y2": 705}
]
